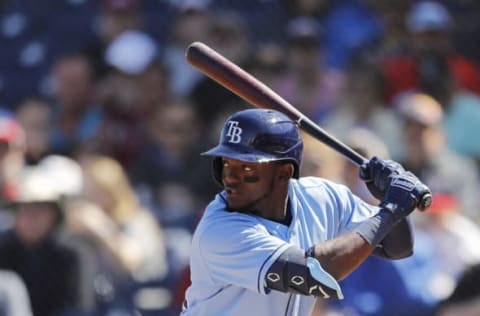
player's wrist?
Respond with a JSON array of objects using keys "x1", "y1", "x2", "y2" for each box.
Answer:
[
  {"x1": 354, "y1": 209, "x2": 397, "y2": 248},
  {"x1": 305, "y1": 245, "x2": 316, "y2": 258}
]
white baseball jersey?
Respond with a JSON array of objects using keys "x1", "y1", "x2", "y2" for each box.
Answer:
[{"x1": 181, "y1": 176, "x2": 379, "y2": 316}]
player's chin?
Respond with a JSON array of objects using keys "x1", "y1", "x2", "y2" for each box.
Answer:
[
  {"x1": 226, "y1": 195, "x2": 249, "y2": 211},
  {"x1": 226, "y1": 198, "x2": 242, "y2": 209}
]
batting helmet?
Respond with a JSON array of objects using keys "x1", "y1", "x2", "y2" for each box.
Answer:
[{"x1": 202, "y1": 109, "x2": 303, "y2": 185}]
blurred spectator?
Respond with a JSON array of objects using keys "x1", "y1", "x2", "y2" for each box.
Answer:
[
  {"x1": 25, "y1": 154, "x2": 103, "y2": 314},
  {"x1": 365, "y1": 0, "x2": 411, "y2": 58},
  {"x1": 134, "y1": 56, "x2": 171, "y2": 120},
  {"x1": 444, "y1": 1, "x2": 480, "y2": 65},
  {"x1": 275, "y1": 16, "x2": 343, "y2": 123},
  {"x1": 62, "y1": 153, "x2": 172, "y2": 314},
  {"x1": 63, "y1": 197, "x2": 131, "y2": 315},
  {"x1": 319, "y1": 0, "x2": 382, "y2": 70},
  {"x1": 327, "y1": 254, "x2": 438, "y2": 316},
  {"x1": 0, "y1": 0, "x2": 98, "y2": 108},
  {"x1": 0, "y1": 270, "x2": 33, "y2": 316},
  {"x1": 282, "y1": 0, "x2": 330, "y2": 17},
  {"x1": 396, "y1": 92, "x2": 480, "y2": 222},
  {"x1": 208, "y1": 0, "x2": 286, "y2": 44},
  {"x1": 365, "y1": 193, "x2": 480, "y2": 316},
  {"x1": 412, "y1": 193, "x2": 480, "y2": 299},
  {"x1": 414, "y1": 52, "x2": 480, "y2": 164},
  {"x1": 324, "y1": 57, "x2": 403, "y2": 160},
  {"x1": 96, "y1": 0, "x2": 143, "y2": 46},
  {"x1": 0, "y1": 110, "x2": 25, "y2": 201},
  {"x1": 163, "y1": 2, "x2": 213, "y2": 97},
  {"x1": 48, "y1": 53, "x2": 104, "y2": 157},
  {"x1": 244, "y1": 42, "x2": 286, "y2": 92},
  {"x1": 282, "y1": 0, "x2": 383, "y2": 70},
  {"x1": 0, "y1": 162, "x2": 82, "y2": 316},
  {"x1": 381, "y1": 1, "x2": 480, "y2": 103},
  {"x1": 74, "y1": 153, "x2": 168, "y2": 284},
  {"x1": 15, "y1": 97, "x2": 53, "y2": 165},
  {"x1": 94, "y1": 29, "x2": 167, "y2": 168},
  {"x1": 435, "y1": 263, "x2": 480, "y2": 316},
  {"x1": 300, "y1": 132, "x2": 344, "y2": 182},
  {"x1": 129, "y1": 98, "x2": 214, "y2": 224},
  {"x1": 92, "y1": 0, "x2": 144, "y2": 72},
  {"x1": 189, "y1": 9, "x2": 250, "y2": 129},
  {"x1": 102, "y1": 29, "x2": 171, "y2": 117},
  {"x1": 204, "y1": 10, "x2": 251, "y2": 67},
  {"x1": 303, "y1": 126, "x2": 388, "y2": 204}
]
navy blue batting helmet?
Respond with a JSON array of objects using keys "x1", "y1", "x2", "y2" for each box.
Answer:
[{"x1": 202, "y1": 109, "x2": 303, "y2": 185}]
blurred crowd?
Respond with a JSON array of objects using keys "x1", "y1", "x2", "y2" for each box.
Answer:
[{"x1": 0, "y1": 0, "x2": 480, "y2": 315}]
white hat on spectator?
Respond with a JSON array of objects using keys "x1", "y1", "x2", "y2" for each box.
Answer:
[
  {"x1": 14, "y1": 155, "x2": 83, "y2": 203},
  {"x1": 36, "y1": 155, "x2": 83, "y2": 197},
  {"x1": 105, "y1": 30, "x2": 158, "y2": 75},
  {"x1": 406, "y1": 1, "x2": 452, "y2": 33}
]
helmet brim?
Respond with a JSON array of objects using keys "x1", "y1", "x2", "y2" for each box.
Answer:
[{"x1": 201, "y1": 144, "x2": 279, "y2": 163}]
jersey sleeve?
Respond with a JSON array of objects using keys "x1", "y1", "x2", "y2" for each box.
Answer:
[
  {"x1": 321, "y1": 179, "x2": 380, "y2": 235},
  {"x1": 194, "y1": 210, "x2": 292, "y2": 295},
  {"x1": 332, "y1": 186, "x2": 380, "y2": 234}
]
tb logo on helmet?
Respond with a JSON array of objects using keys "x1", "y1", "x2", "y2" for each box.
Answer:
[{"x1": 226, "y1": 120, "x2": 242, "y2": 143}]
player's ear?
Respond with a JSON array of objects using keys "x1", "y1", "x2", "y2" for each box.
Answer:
[{"x1": 278, "y1": 162, "x2": 294, "y2": 182}]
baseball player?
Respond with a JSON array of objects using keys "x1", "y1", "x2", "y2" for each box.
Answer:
[{"x1": 181, "y1": 109, "x2": 430, "y2": 316}]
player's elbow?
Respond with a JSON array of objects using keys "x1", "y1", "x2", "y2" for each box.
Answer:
[
  {"x1": 266, "y1": 247, "x2": 344, "y2": 299},
  {"x1": 373, "y1": 245, "x2": 413, "y2": 259}
]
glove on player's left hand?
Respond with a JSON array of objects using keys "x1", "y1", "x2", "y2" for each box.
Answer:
[
  {"x1": 359, "y1": 156, "x2": 405, "y2": 201},
  {"x1": 380, "y1": 171, "x2": 431, "y2": 222}
]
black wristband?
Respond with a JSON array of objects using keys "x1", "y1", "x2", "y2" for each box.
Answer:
[
  {"x1": 305, "y1": 246, "x2": 316, "y2": 258},
  {"x1": 354, "y1": 209, "x2": 397, "y2": 247}
]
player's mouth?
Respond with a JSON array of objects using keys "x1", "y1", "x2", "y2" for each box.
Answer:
[
  {"x1": 225, "y1": 186, "x2": 239, "y2": 196},
  {"x1": 225, "y1": 185, "x2": 248, "y2": 202},
  {"x1": 225, "y1": 189, "x2": 248, "y2": 211}
]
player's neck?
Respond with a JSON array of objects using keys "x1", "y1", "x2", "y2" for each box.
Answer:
[
  {"x1": 280, "y1": 198, "x2": 292, "y2": 226},
  {"x1": 255, "y1": 194, "x2": 291, "y2": 225}
]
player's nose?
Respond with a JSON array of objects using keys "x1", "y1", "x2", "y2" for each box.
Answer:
[{"x1": 222, "y1": 166, "x2": 241, "y2": 184}]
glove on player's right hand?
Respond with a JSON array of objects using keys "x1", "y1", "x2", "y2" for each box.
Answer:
[
  {"x1": 360, "y1": 156, "x2": 405, "y2": 201},
  {"x1": 380, "y1": 171, "x2": 431, "y2": 222}
]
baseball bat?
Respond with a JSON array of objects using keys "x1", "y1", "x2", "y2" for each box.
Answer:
[
  {"x1": 185, "y1": 42, "x2": 365, "y2": 165},
  {"x1": 185, "y1": 41, "x2": 431, "y2": 210}
]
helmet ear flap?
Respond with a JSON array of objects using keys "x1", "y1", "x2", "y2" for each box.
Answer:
[
  {"x1": 212, "y1": 157, "x2": 224, "y2": 187},
  {"x1": 292, "y1": 161, "x2": 300, "y2": 179}
]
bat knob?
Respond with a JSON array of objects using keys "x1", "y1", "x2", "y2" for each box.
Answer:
[{"x1": 418, "y1": 192, "x2": 432, "y2": 211}]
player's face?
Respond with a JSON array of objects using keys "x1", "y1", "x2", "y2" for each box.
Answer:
[{"x1": 221, "y1": 158, "x2": 281, "y2": 211}]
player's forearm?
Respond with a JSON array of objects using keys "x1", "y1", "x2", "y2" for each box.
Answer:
[{"x1": 310, "y1": 232, "x2": 373, "y2": 281}]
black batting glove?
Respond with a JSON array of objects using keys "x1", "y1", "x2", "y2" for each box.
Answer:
[
  {"x1": 380, "y1": 171, "x2": 431, "y2": 222},
  {"x1": 359, "y1": 156, "x2": 405, "y2": 201}
]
